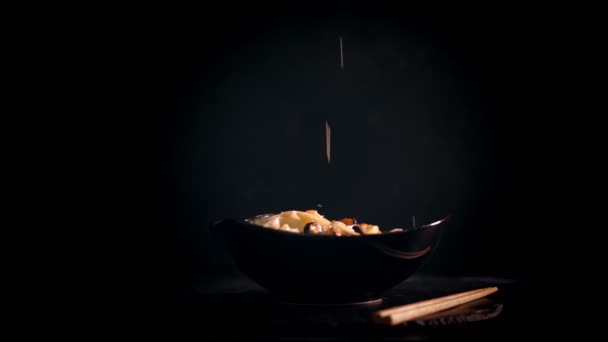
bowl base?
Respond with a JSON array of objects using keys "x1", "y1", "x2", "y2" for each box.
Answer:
[{"x1": 279, "y1": 298, "x2": 383, "y2": 307}]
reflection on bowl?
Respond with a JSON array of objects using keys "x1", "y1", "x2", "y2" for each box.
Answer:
[{"x1": 212, "y1": 214, "x2": 449, "y2": 304}]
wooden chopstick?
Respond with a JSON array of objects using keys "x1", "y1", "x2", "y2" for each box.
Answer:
[{"x1": 373, "y1": 286, "x2": 498, "y2": 326}]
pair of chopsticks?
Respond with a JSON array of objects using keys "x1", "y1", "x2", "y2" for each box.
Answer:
[{"x1": 373, "y1": 286, "x2": 498, "y2": 326}]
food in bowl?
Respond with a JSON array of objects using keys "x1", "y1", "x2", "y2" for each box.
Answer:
[
  {"x1": 247, "y1": 209, "x2": 403, "y2": 236},
  {"x1": 214, "y1": 211, "x2": 449, "y2": 303}
]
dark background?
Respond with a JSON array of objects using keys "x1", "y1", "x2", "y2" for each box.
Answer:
[{"x1": 104, "y1": 11, "x2": 583, "y2": 298}]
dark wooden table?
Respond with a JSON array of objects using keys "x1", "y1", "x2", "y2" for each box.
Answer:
[{"x1": 148, "y1": 274, "x2": 536, "y2": 341}]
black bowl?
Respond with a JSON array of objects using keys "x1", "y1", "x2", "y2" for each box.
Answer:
[{"x1": 212, "y1": 214, "x2": 449, "y2": 304}]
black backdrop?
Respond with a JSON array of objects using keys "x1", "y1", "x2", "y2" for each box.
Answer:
[{"x1": 104, "y1": 11, "x2": 579, "y2": 298}]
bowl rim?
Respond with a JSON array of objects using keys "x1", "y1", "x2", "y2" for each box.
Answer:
[{"x1": 221, "y1": 213, "x2": 451, "y2": 240}]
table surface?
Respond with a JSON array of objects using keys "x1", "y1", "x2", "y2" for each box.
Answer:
[{"x1": 156, "y1": 274, "x2": 537, "y2": 341}]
